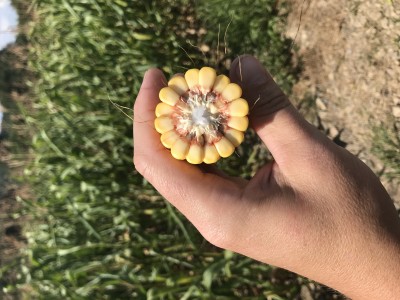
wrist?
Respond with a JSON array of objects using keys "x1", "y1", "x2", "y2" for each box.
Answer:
[{"x1": 332, "y1": 233, "x2": 400, "y2": 299}]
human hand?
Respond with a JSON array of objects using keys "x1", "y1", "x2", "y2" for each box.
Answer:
[{"x1": 133, "y1": 56, "x2": 400, "y2": 299}]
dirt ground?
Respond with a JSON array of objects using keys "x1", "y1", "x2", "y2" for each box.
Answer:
[{"x1": 286, "y1": 0, "x2": 400, "y2": 206}]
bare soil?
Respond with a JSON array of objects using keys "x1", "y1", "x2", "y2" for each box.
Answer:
[{"x1": 286, "y1": 0, "x2": 400, "y2": 205}]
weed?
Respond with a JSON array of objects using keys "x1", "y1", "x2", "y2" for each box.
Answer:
[{"x1": 372, "y1": 123, "x2": 400, "y2": 180}]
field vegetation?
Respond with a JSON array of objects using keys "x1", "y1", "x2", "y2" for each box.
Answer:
[
  {"x1": 2, "y1": 0, "x2": 398, "y2": 299},
  {"x1": 10, "y1": 0, "x2": 313, "y2": 299}
]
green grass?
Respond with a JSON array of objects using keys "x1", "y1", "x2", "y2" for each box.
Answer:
[
  {"x1": 372, "y1": 123, "x2": 400, "y2": 181},
  {"x1": 4, "y1": 0, "x2": 329, "y2": 298}
]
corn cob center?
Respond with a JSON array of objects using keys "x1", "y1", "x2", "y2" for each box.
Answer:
[{"x1": 175, "y1": 90, "x2": 224, "y2": 145}]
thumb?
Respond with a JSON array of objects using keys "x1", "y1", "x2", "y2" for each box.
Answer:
[{"x1": 230, "y1": 55, "x2": 326, "y2": 171}]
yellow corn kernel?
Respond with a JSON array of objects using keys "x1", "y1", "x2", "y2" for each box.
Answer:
[
  {"x1": 186, "y1": 144, "x2": 204, "y2": 164},
  {"x1": 224, "y1": 128, "x2": 244, "y2": 147},
  {"x1": 160, "y1": 130, "x2": 179, "y2": 149},
  {"x1": 168, "y1": 76, "x2": 189, "y2": 95},
  {"x1": 227, "y1": 98, "x2": 249, "y2": 117},
  {"x1": 199, "y1": 67, "x2": 217, "y2": 91},
  {"x1": 171, "y1": 138, "x2": 190, "y2": 160},
  {"x1": 203, "y1": 143, "x2": 220, "y2": 164},
  {"x1": 212, "y1": 75, "x2": 230, "y2": 93},
  {"x1": 185, "y1": 68, "x2": 199, "y2": 89},
  {"x1": 154, "y1": 116, "x2": 174, "y2": 134},
  {"x1": 159, "y1": 87, "x2": 180, "y2": 106},
  {"x1": 228, "y1": 116, "x2": 249, "y2": 132},
  {"x1": 221, "y1": 83, "x2": 242, "y2": 102},
  {"x1": 155, "y1": 102, "x2": 175, "y2": 117},
  {"x1": 214, "y1": 136, "x2": 235, "y2": 158}
]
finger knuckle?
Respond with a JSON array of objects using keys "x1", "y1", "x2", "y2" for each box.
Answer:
[
  {"x1": 133, "y1": 154, "x2": 150, "y2": 178},
  {"x1": 200, "y1": 222, "x2": 235, "y2": 250}
]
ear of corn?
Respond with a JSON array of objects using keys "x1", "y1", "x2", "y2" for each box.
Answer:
[{"x1": 155, "y1": 66, "x2": 249, "y2": 164}]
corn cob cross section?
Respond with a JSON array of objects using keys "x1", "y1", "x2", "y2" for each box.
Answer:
[{"x1": 154, "y1": 67, "x2": 249, "y2": 164}]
